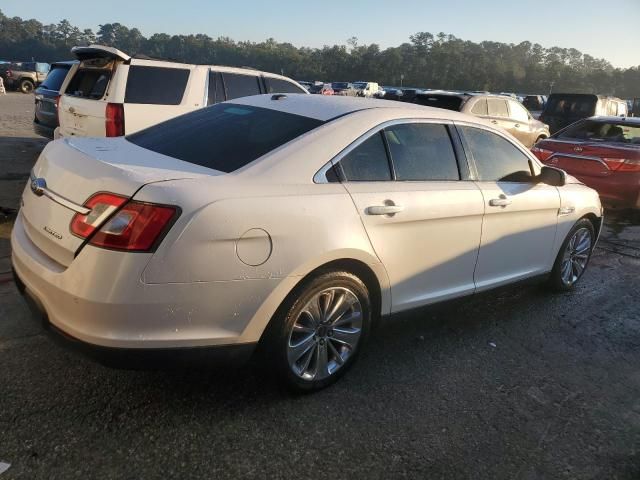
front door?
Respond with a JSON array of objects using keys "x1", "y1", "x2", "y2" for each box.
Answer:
[
  {"x1": 336, "y1": 121, "x2": 485, "y2": 312},
  {"x1": 457, "y1": 124, "x2": 560, "y2": 291}
]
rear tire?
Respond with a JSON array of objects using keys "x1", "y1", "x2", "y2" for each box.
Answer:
[
  {"x1": 547, "y1": 218, "x2": 595, "y2": 292},
  {"x1": 264, "y1": 271, "x2": 371, "y2": 393},
  {"x1": 19, "y1": 79, "x2": 34, "y2": 94}
]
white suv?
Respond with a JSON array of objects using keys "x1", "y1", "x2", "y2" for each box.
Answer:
[{"x1": 56, "y1": 45, "x2": 307, "y2": 138}]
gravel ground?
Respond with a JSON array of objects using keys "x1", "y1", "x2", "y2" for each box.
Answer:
[{"x1": 0, "y1": 92, "x2": 639, "y2": 479}]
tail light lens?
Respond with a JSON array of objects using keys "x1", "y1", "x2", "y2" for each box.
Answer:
[
  {"x1": 70, "y1": 193, "x2": 178, "y2": 252},
  {"x1": 603, "y1": 157, "x2": 640, "y2": 172},
  {"x1": 531, "y1": 146, "x2": 554, "y2": 162},
  {"x1": 105, "y1": 103, "x2": 125, "y2": 137}
]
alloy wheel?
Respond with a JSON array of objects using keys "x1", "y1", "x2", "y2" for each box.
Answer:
[
  {"x1": 287, "y1": 287, "x2": 363, "y2": 381},
  {"x1": 560, "y1": 227, "x2": 592, "y2": 286}
]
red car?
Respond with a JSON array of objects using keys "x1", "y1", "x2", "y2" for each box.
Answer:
[{"x1": 532, "y1": 116, "x2": 640, "y2": 209}]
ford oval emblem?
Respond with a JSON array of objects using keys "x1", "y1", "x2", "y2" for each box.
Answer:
[{"x1": 30, "y1": 177, "x2": 47, "y2": 196}]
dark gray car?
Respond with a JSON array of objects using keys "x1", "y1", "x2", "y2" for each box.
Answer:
[{"x1": 33, "y1": 61, "x2": 77, "y2": 139}]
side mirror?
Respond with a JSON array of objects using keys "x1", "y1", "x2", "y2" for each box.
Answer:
[{"x1": 539, "y1": 166, "x2": 566, "y2": 187}]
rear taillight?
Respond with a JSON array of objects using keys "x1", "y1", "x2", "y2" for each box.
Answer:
[
  {"x1": 70, "y1": 192, "x2": 178, "y2": 252},
  {"x1": 531, "y1": 146, "x2": 554, "y2": 162},
  {"x1": 603, "y1": 158, "x2": 640, "y2": 172},
  {"x1": 55, "y1": 95, "x2": 61, "y2": 125},
  {"x1": 105, "y1": 103, "x2": 125, "y2": 137},
  {"x1": 71, "y1": 193, "x2": 128, "y2": 239}
]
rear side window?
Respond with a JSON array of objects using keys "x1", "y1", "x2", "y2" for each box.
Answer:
[
  {"x1": 415, "y1": 95, "x2": 463, "y2": 111},
  {"x1": 509, "y1": 101, "x2": 529, "y2": 122},
  {"x1": 339, "y1": 133, "x2": 392, "y2": 181},
  {"x1": 40, "y1": 66, "x2": 71, "y2": 91},
  {"x1": 460, "y1": 126, "x2": 533, "y2": 182},
  {"x1": 125, "y1": 66, "x2": 189, "y2": 105},
  {"x1": 265, "y1": 77, "x2": 306, "y2": 94},
  {"x1": 488, "y1": 99, "x2": 509, "y2": 117},
  {"x1": 470, "y1": 99, "x2": 488, "y2": 115},
  {"x1": 127, "y1": 104, "x2": 323, "y2": 173},
  {"x1": 223, "y1": 73, "x2": 261, "y2": 100},
  {"x1": 207, "y1": 71, "x2": 225, "y2": 105},
  {"x1": 384, "y1": 124, "x2": 459, "y2": 181}
]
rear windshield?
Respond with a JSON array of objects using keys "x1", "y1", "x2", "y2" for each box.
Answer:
[
  {"x1": 65, "y1": 58, "x2": 115, "y2": 99},
  {"x1": 332, "y1": 83, "x2": 350, "y2": 89},
  {"x1": 544, "y1": 95, "x2": 597, "y2": 116},
  {"x1": 557, "y1": 119, "x2": 640, "y2": 145},
  {"x1": 126, "y1": 103, "x2": 324, "y2": 173},
  {"x1": 40, "y1": 65, "x2": 71, "y2": 91},
  {"x1": 414, "y1": 95, "x2": 464, "y2": 111},
  {"x1": 125, "y1": 66, "x2": 190, "y2": 105}
]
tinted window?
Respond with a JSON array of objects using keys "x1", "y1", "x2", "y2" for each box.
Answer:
[
  {"x1": 127, "y1": 104, "x2": 323, "y2": 173},
  {"x1": 36, "y1": 63, "x2": 50, "y2": 74},
  {"x1": 544, "y1": 95, "x2": 597, "y2": 116},
  {"x1": 223, "y1": 73, "x2": 261, "y2": 100},
  {"x1": 415, "y1": 94, "x2": 463, "y2": 111},
  {"x1": 385, "y1": 124, "x2": 459, "y2": 181},
  {"x1": 461, "y1": 126, "x2": 533, "y2": 182},
  {"x1": 488, "y1": 99, "x2": 509, "y2": 117},
  {"x1": 265, "y1": 77, "x2": 306, "y2": 94},
  {"x1": 523, "y1": 96, "x2": 543, "y2": 111},
  {"x1": 40, "y1": 65, "x2": 71, "y2": 91},
  {"x1": 207, "y1": 71, "x2": 225, "y2": 105},
  {"x1": 125, "y1": 66, "x2": 189, "y2": 105},
  {"x1": 470, "y1": 98, "x2": 488, "y2": 115},
  {"x1": 339, "y1": 133, "x2": 392, "y2": 181},
  {"x1": 557, "y1": 120, "x2": 640, "y2": 144},
  {"x1": 509, "y1": 101, "x2": 529, "y2": 122}
]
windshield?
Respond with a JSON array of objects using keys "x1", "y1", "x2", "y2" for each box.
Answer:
[
  {"x1": 545, "y1": 95, "x2": 597, "y2": 116},
  {"x1": 127, "y1": 103, "x2": 324, "y2": 173},
  {"x1": 557, "y1": 119, "x2": 640, "y2": 145}
]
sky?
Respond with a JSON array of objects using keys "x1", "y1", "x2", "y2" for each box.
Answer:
[{"x1": 3, "y1": 0, "x2": 640, "y2": 68}]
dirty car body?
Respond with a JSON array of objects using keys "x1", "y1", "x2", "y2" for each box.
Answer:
[{"x1": 12, "y1": 95, "x2": 603, "y2": 391}]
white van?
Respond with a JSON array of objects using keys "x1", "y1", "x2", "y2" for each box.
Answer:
[
  {"x1": 352, "y1": 81, "x2": 380, "y2": 98},
  {"x1": 57, "y1": 45, "x2": 307, "y2": 138}
]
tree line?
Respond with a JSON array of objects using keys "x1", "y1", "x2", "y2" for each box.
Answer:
[{"x1": 1, "y1": 9, "x2": 639, "y2": 98}]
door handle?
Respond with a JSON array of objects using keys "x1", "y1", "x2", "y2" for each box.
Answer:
[
  {"x1": 491, "y1": 120, "x2": 498, "y2": 124},
  {"x1": 515, "y1": 124, "x2": 521, "y2": 128},
  {"x1": 366, "y1": 204, "x2": 404, "y2": 216},
  {"x1": 489, "y1": 196, "x2": 512, "y2": 207}
]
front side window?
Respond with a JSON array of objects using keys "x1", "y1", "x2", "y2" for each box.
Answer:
[
  {"x1": 125, "y1": 66, "x2": 189, "y2": 105},
  {"x1": 384, "y1": 123, "x2": 459, "y2": 181},
  {"x1": 509, "y1": 101, "x2": 530, "y2": 122},
  {"x1": 488, "y1": 98, "x2": 509, "y2": 118},
  {"x1": 338, "y1": 133, "x2": 392, "y2": 181},
  {"x1": 460, "y1": 126, "x2": 533, "y2": 182},
  {"x1": 127, "y1": 104, "x2": 323, "y2": 173},
  {"x1": 265, "y1": 77, "x2": 306, "y2": 94},
  {"x1": 223, "y1": 73, "x2": 261, "y2": 100}
]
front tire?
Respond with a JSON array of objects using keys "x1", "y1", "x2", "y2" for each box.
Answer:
[
  {"x1": 266, "y1": 271, "x2": 371, "y2": 393},
  {"x1": 548, "y1": 218, "x2": 595, "y2": 292},
  {"x1": 19, "y1": 79, "x2": 34, "y2": 94}
]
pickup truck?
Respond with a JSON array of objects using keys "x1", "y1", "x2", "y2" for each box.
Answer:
[{"x1": 4, "y1": 62, "x2": 50, "y2": 93}]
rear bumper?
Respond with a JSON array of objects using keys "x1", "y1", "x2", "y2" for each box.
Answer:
[
  {"x1": 10, "y1": 211, "x2": 277, "y2": 361},
  {"x1": 33, "y1": 119, "x2": 55, "y2": 140},
  {"x1": 12, "y1": 269, "x2": 256, "y2": 369}
]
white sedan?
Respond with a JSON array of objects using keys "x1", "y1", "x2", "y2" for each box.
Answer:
[{"x1": 11, "y1": 95, "x2": 602, "y2": 392}]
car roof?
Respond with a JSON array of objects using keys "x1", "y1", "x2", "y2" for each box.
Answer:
[
  {"x1": 589, "y1": 115, "x2": 640, "y2": 125},
  {"x1": 229, "y1": 94, "x2": 477, "y2": 122}
]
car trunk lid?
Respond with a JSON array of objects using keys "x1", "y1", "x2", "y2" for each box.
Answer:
[
  {"x1": 21, "y1": 137, "x2": 216, "y2": 267},
  {"x1": 542, "y1": 139, "x2": 640, "y2": 177}
]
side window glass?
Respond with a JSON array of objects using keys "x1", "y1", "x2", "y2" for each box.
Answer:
[
  {"x1": 339, "y1": 132, "x2": 392, "y2": 181},
  {"x1": 510, "y1": 101, "x2": 529, "y2": 122},
  {"x1": 470, "y1": 99, "x2": 488, "y2": 115},
  {"x1": 488, "y1": 99, "x2": 509, "y2": 118},
  {"x1": 124, "y1": 66, "x2": 190, "y2": 105},
  {"x1": 265, "y1": 77, "x2": 306, "y2": 94},
  {"x1": 223, "y1": 73, "x2": 261, "y2": 100},
  {"x1": 207, "y1": 71, "x2": 225, "y2": 105},
  {"x1": 461, "y1": 126, "x2": 533, "y2": 182},
  {"x1": 384, "y1": 123, "x2": 459, "y2": 181}
]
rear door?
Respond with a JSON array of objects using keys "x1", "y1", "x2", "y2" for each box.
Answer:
[
  {"x1": 487, "y1": 98, "x2": 514, "y2": 135},
  {"x1": 122, "y1": 62, "x2": 196, "y2": 133},
  {"x1": 59, "y1": 46, "x2": 130, "y2": 137},
  {"x1": 508, "y1": 100, "x2": 536, "y2": 147},
  {"x1": 458, "y1": 125, "x2": 560, "y2": 290},
  {"x1": 338, "y1": 120, "x2": 484, "y2": 311}
]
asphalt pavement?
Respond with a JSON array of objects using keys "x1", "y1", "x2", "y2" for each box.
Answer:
[{"x1": 1, "y1": 92, "x2": 639, "y2": 479}]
